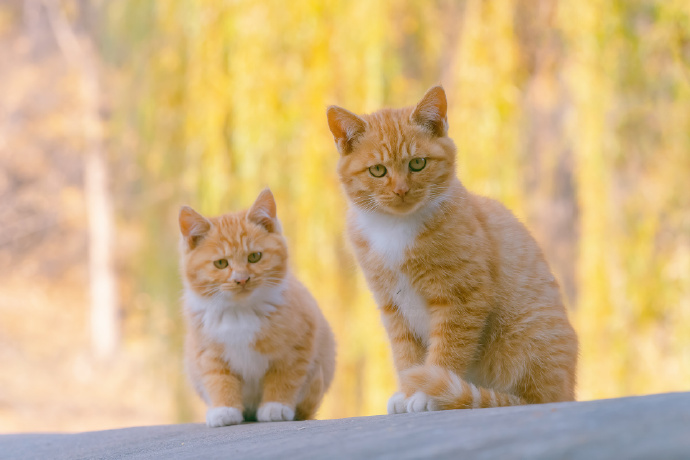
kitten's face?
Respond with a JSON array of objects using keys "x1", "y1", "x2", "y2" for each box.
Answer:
[
  {"x1": 328, "y1": 86, "x2": 457, "y2": 216},
  {"x1": 179, "y1": 190, "x2": 287, "y2": 301}
]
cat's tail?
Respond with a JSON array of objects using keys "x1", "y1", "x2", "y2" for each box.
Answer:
[{"x1": 403, "y1": 365, "x2": 524, "y2": 409}]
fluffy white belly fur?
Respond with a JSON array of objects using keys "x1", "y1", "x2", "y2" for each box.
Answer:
[{"x1": 212, "y1": 310, "x2": 269, "y2": 416}]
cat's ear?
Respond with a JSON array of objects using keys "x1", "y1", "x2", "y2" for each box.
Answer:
[
  {"x1": 410, "y1": 85, "x2": 448, "y2": 137},
  {"x1": 179, "y1": 206, "x2": 211, "y2": 250},
  {"x1": 247, "y1": 188, "x2": 278, "y2": 233},
  {"x1": 326, "y1": 105, "x2": 367, "y2": 155}
]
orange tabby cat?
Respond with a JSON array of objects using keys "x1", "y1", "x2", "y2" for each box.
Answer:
[
  {"x1": 179, "y1": 189, "x2": 336, "y2": 426},
  {"x1": 327, "y1": 86, "x2": 577, "y2": 414}
]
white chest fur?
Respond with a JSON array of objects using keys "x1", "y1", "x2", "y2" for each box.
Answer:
[
  {"x1": 354, "y1": 209, "x2": 432, "y2": 342},
  {"x1": 204, "y1": 308, "x2": 270, "y2": 381},
  {"x1": 354, "y1": 209, "x2": 426, "y2": 269}
]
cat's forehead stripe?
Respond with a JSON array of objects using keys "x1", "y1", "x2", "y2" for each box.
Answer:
[
  {"x1": 373, "y1": 140, "x2": 416, "y2": 164},
  {"x1": 377, "y1": 144, "x2": 388, "y2": 162},
  {"x1": 364, "y1": 110, "x2": 422, "y2": 162},
  {"x1": 395, "y1": 117, "x2": 405, "y2": 156}
]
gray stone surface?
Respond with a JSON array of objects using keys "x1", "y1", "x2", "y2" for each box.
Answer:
[{"x1": 2, "y1": 392, "x2": 689, "y2": 460}]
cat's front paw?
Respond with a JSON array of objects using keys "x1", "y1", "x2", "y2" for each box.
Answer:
[
  {"x1": 387, "y1": 391, "x2": 407, "y2": 414},
  {"x1": 406, "y1": 391, "x2": 440, "y2": 413},
  {"x1": 206, "y1": 406, "x2": 243, "y2": 427},
  {"x1": 257, "y1": 402, "x2": 295, "y2": 422}
]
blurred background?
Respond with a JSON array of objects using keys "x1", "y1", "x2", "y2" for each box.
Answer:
[{"x1": 1, "y1": 0, "x2": 689, "y2": 433}]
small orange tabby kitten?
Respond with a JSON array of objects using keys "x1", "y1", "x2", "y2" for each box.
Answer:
[
  {"x1": 179, "y1": 189, "x2": 336, "y2": 426},
  {"x1": 327, "y1": 86, "x2": 577, "y2": 414}
]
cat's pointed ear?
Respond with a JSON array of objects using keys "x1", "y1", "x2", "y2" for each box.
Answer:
[
  {"x1": 179, "y1": 206, "x2": 211, "y2": 250},
  {"x1": 326, "y1": 105, "x2": 367, "y2": 155},
  {"x1": 410, "y1": 85, "x2": 448, "y2": 137},
  {"x1": 247, "y1": 188, "x2": 278, "y2": 233}
]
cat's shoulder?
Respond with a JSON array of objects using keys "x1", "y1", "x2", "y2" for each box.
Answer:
[
  {"x1": 280, "y1": 273, "x2": 320, "y2": 317},
  {"x1": 471, "y1": 193, "x2": 527, "y2": 228}
]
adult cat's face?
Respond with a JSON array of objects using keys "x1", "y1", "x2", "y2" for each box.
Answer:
[
  {"x1": 328, "y1": 86, "x2": 457, "y2": 216},
  {"x1": 179, "y1": 190, "x2": 288, "y2": 301}
]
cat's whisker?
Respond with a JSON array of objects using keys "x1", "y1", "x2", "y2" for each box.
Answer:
[{"x1": 353, "y1": 196, "x2": 381, "y2": 214}]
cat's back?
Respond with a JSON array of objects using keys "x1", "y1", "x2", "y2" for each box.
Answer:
[
  {"x1": 467, "y1": 192, "x2": 570, "y2": 318},
  {"x1": 282, "y1": 273, "x2": 321, "y2": 318},
  {"x1": 468, "y1": 192, "x2": 539, "y2": 257}
]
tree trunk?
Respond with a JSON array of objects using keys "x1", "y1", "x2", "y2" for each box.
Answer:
[{"x1": 44, "y1": 0, "x2": 119, "y2": 359}]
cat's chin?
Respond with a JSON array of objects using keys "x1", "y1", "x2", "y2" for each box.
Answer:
[
  {"x1": 221, "y1": 288, "x2": 255, "y2": 301},
  {"x1": 376, "y1": 200, "x2": 425, "y2": 217},
  {"x1": 218, "y1": 282, "x2": 283, "y2": 304}
]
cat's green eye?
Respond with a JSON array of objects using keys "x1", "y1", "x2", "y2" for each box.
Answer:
[
  {"x1": 213, "y1": 259, "x2": 228, "y2": 269},
  {"x1": 409, "y1": 158, "x2": 427, "y2": 172},
  {"x1": 248, "y1": 252, "x2": 262, "y2": 263},
  {"x1": 369, "y1": 164, "x2": 387, "y2": 178}
]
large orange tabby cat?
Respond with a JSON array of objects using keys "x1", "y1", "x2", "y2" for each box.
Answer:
[
  {"x1": 327, "y1": 86, "x2": 577, "y2": 414},
  {"x1": 179, "y1": 189, "x2": 336, "y2": 426}
]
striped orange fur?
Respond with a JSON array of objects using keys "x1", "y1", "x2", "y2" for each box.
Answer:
[
  {"x1": 327, "y1": 86, "x2": 578, "y2": 413},
  {"x1": 179, "y1": 189, "x2": 336, "y2": 426}
]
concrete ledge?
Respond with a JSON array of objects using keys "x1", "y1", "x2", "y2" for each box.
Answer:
[{"x1": 2, "y1": 392, "x2": 689, "y2": 459}]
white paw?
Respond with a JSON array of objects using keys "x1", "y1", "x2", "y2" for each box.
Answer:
[
  {"x1": 406, "y1": 391, "x2": 440, "y2": 413},
  {"x1": 206, "y1": 406, "x2": 243, "y2": 427},
  {"x1": 257, "y1": 402, "x2": 295, "y2": 422},
  {"x1": 387, "y1": 391, "x2": 407, "y2": 414}
]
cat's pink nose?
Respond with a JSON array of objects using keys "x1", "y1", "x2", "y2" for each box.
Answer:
[
  {"x1": 394, "y1": 184, "x2": 409, "y2": 197},
  {"x1": 235, "y1": 276, "x2": 250, "y2": 286}
]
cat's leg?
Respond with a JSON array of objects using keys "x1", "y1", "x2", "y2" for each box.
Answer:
[
  {"x1": 399, "y1": 297, "x2": 488, "y2": 412},
  {"x1": 476, "y1": 305, "x2": 578, "y2": 405},
  {"x1": 509, "y1": 326, "x2": 578, "y2": 404},
  {"x1": 403, "y1": 365, "x2": 524, "y2": 410},
  {"x1": 198, "y1": 348, "x2": 245, "y2": 427},
  {"x1": 257, "y1": 347, "x2": 313, "y2": 422},
  {"x1": 380, "y1": 302, "x2": 426, "y2": 414},
  {"x1": 294, "y1": 367, "x2": 324, "y2": 421},
  {"x1": 424, "y1": 298, "x2": 487, "y2": 374}
]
